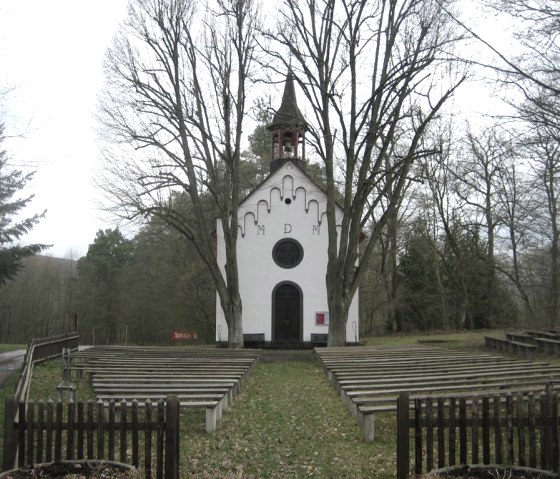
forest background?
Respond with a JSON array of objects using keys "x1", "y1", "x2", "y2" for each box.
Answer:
[
  {"x1": 1, "y1": 0, "x2": 559, "y2": 345},
  {"x1": 0, "y1": 106, "x2": 555, "y2": 345}
]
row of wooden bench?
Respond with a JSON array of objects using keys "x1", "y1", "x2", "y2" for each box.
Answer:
[
  {"x1": 485, "y1": 330, "x2": 560, "y2": 358},
  {"x1": 66, "y1": 346, "x2": 261, "y2": 433},
  {"x1": 315, "y1": 345, "x2": 560, "y2": 442}
]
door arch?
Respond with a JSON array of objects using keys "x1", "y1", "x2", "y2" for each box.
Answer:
[{"x1": 272, "y1": 282, "x2": 303, "y2": 343}]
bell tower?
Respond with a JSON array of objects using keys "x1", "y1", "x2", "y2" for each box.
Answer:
[{"x1": 266, "y1": 69, "x2": 308, "y2": 174}]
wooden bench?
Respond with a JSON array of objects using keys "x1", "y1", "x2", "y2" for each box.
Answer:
[
  {"x1": 526, "y1": 330, "x2": 560, "y2": 340},
  {"x1": 534, "y1": 337, "x2": 560, "y2": 354},
  {"x1": 505, "y1": 332, "x2": 536, "y2": 344},
  {"x1": 97, "y1": 396, "x2": 224, "y2": 432},
  {"x1": 507, "y1": 340, "x2": 537, "y2": 359},
  {"x1": 65, "y1": 346, "x2": 261, "y2": 433},
  {"x1": 484, "y1": 336, "x2": 511, "y2": 352},
  {"x1": 483, "y1": 336, "x2": 536, "y2": 358},
  {"x1": 316, "y1": 344, "x2": 560, "y2": 442}
]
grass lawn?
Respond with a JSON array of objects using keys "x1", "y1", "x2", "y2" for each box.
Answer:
[{"x1": 181, "y1": 361, "x2": 395, "y2": 478}]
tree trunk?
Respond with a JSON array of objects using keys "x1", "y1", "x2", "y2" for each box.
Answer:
[
  {"x1": 327, "y1": 277, "x2": 350, "y2": 346},
  {"x1": 227, "y1": 301, "x2": 244, "y2": 349}
]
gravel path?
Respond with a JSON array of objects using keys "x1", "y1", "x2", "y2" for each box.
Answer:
[{"x1": 0, "y1": 349, "x2": 25, "y2": 386}]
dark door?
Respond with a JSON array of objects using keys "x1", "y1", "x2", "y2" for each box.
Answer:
[{"x1": 274, "y1": 283, "x2": 301, "y2": 342}]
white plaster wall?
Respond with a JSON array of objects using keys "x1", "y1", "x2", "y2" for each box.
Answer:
[{"x1": 216, "y1": 160, "x2": 359, "y2": 343}]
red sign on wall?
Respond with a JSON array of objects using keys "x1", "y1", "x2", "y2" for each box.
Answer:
[
  {"x1": 170, "y1": 330, "x2": 198, "y2": 341},
  {"x1": 315, "y1": 312, "x2": 329, "y2": 326}
]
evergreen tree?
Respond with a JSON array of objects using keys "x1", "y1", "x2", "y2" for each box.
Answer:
[
  {"x1": 0, "y1": 123, "x2": 47, "y2": 285},
  {"x1": 76, "y1": 228, "x2": 133, "y2": 344}
]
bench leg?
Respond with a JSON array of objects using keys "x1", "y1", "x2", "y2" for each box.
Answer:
[
  {"x1": 362, "y1": 413, "x2": 375, "y2": 442},
  {"x1": 206, "y1": 407, "x2": 217, "y2": 433},
  {"x1": 340, "y1": 390, "x2": 354, "y2": 415}
]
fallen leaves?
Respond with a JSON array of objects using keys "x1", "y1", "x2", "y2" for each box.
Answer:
[{"x1": 181, "y1": 362, "x2": 395, "y2": 478}]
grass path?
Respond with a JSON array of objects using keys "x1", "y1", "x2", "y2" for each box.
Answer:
[{"x1": 182, "y1": 361, "x2": 396, "y2": 479}]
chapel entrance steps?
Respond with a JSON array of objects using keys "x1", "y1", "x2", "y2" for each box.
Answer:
[{"x1": 261, "y1": 348, "x2": 316, "y2": 362}]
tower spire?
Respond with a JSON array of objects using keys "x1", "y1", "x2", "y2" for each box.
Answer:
[{"x1": 267, "y1": 70, "x2": 308, "y2": 173}]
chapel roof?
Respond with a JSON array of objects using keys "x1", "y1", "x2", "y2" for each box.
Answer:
[{"x1": 266, "y1": 70, "x2": 308, "y2": 132}]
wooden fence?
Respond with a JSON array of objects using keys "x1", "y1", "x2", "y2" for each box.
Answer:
[
  {"x1": 14, "y1": 333, "x2": 80, "y2": 404},
  {"x1": 396, "y1": 383, "x2": 560, "y2": 478},
  {"x1": 2, "y1": 396, "x2": 180, "y2": 479}
]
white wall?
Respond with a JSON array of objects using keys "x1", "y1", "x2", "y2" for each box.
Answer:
[{"x1": 216, "y1": 160, "x2": 359, "y2": 343}]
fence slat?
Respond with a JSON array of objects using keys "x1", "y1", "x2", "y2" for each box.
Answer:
[
  {"x1": 18, "y1": 402, "x2": 26, "y2": 467},
  {"x1": 157, "y1": 400, "x2": 165, "y2": 479},
  {"x1": 37, "y1": 401, "x2": 45, "y2": 464},
  {"x1": 46, "y1": 400, "x2": 53, "y2": 463},
  {"x1": 108, "y1": 400, "x2": 116, "y2": 461},
  {"x1": 551, "y1": 387, "x2": 559, "y2": 472},
  {"x1": 414, "y1": 398, "x2": 422, "y2": 476},
  {"x1": 120, "y1": 399, "x2": 127, "y2": 464},
  {"x1": 2, "y1": 395, "x2": 17, "y2": 471},
  {"x1": 541, "y1": 392, "x2": 547, "y2": 469},
  {"x1": 67, "y1": 400, "x2": 75, "y2": 460},
  {"x1": 77, "y1": 401, "x2": 84, "y2": 459},
  {"x1": 164, "y1": 396, "x2": 180, "y2": 479},
  {"x1": 55, "y1": 400, "x2": 63, "y2": 462},
  {"x1": 26, "y1": 401, "x2": 34, "y2": 466},
  {"x1": 396, "y1": 392, "x2": 410, "y2": 479},
  {"x1": 426, "y1": 397, "x2": 434, "y2": 472},
  {"x1": 132, "y1": 400, "x2": 139, "y2": 468},
  {"x1": 448, "y1": 397, "x2": 456, "y2": 466},
  {"x1": 87, "y1": 400, "x2": 94, "y2": 459},
  {"x1": 145, "y1": 400, "x2": 153, "y2": 479},
  {"x1": 97, "y1": 400, "x2": 104, "y2": 460},
  {"x1": 459, "y1": 398, "x2": 467, "y2": 465},
  {"x1": 528, "y1": 392, "x2": 537, "y2": 468},
  {"x1": 517, "y1": 393, "x2": 526, "y2": 467},
  {"x1": 472, "y1": 396, "x2": 479, "y2": 465},
  {"x1": 482, "y1": 396, "x2": 490, "y2": 464},
  {"x1": 506, "y1": 393, "x2": 514, "y2": 465},
  {"x1": 493, "y1": 394, "x2": 502, "y2": 465},
  {"x1": 437, "y1": 397, "x2": 445, "y2": 469}
]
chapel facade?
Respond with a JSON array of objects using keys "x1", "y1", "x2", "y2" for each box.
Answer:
[{"x1": 215, "y1": 71, "x2": 359, "y2": 346}]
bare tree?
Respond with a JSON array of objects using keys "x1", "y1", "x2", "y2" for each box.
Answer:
[
  {"x1": 518, "y1": 100, "x2": 560, "y2": 329},
  {"x1": 98, "y1": 0, "x2": 260, "y2": 348},
  {"x1": 263, "y1": 0, "x2": 466, "y2": 345}
]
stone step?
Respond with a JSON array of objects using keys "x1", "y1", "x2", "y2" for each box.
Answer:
[{"x1": 261, "y1": 349, "x2": 316, "y2": 363}]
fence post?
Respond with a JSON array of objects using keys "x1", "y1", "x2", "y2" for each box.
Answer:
[
  {"x1": 164, "y1": 396, "x2": 180, "y2": 479},
  {"x1": 544, "y1": 382, "x2": 555, "y2": 470},
  {"x1": 547, "y1": 381, "x2": 559, "y2": 472},
  {"x1": 2, "y1": 395, "x2": 17, "y2": 471},
  {"x1": 397, "y1": 391, "x2": 410, "y2": 479}
]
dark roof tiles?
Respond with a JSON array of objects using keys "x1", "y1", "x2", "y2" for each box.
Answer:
[{"x1": 267, "y1": 70, "x2": 308, "y2": 131}]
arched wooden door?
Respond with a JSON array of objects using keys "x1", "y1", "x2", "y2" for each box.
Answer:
[{"x1": 272, "y1": 282, "x2": 302, "y2": 343}]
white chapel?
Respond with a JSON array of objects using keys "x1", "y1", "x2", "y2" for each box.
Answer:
[{"x1": 215, "y1": 71, "x2": 359, "y2": 347}]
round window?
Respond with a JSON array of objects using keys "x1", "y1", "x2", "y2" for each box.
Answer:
[{"x1": 272, "y1": 239, "x2": 304, "y2": 269}]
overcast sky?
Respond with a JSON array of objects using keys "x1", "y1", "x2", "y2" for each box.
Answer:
[
  {"x1": 0, "y1": 0, "x2": 514, "y2": 259},
  {"x1": 0, "y1": 0, "x2": 128, "y2": 259}
]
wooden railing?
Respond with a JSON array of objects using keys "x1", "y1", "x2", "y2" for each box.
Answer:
[
  {"x1": 2, "y1": 397, "x2": 180, "y2": 479},
  {"x1": 396, "y1": 383, "x2": 560, "y2": 478},
  {"x1": 14, "y1": 333, "x2": 80, "y2": 404}
]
